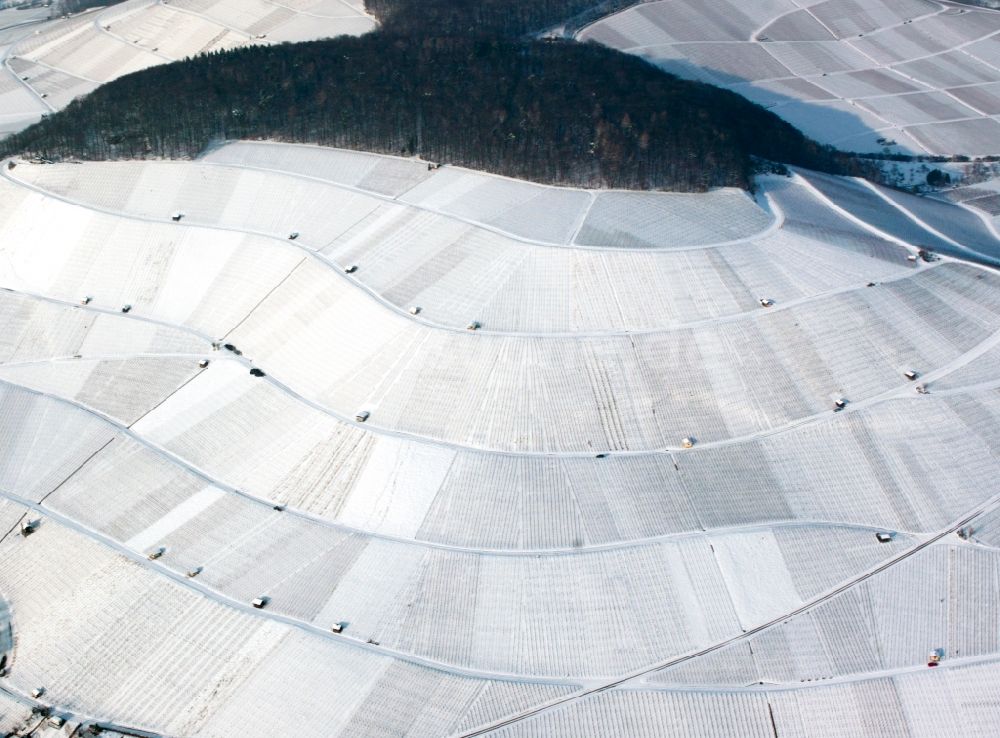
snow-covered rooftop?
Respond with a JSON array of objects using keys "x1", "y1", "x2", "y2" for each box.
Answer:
[{"x1": 1, "y1": 142, "x2": 1000, "y2": 736}]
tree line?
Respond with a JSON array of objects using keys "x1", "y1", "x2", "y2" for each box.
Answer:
[
  {"x1": 364, "y1": 0, "x2": 643, "y2": 37},
  {"x1": 1, "y1": 0, "x2": 864, "y2": 191}
]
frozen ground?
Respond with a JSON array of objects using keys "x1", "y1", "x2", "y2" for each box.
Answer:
[
  {"x1": 1, "y1": 142, "x2": 1000, "y2": 736},
  {"x1": 0, "y1": 0, "x2": 376, "y2": 138},
  {"x1": 579, "y1": 0, "x2": 1000, "y2": 157}
]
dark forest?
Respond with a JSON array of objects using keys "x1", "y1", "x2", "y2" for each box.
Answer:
[{"x1": 0, "y1": 0, "x2": 860, "y2": 191}]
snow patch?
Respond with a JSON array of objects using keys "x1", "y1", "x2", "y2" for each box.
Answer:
[
  {"x1": 125, "y1": 484, "x2": 225, "y2": 552},
  {"x1": 711, "y1": 531, "x2": 802, "y2": 629}
]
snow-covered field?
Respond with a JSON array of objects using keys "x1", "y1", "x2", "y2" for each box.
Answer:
[
  {"x1": 933, "y1": 166, "x2": 1000, "y2": 240},
  {"x1": 0, "y1": 0, "x2": 376, "y2": 137},
  {"x1": 0, "y1": 142, "x2": 999, "y2": 735},
  {"x1": 579, "y1": 0, "x2": 1000, "y2": 157}
]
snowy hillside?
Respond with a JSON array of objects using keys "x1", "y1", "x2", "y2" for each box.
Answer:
[
  {"x1": 0, "y1": 142, "x2": 999, "y2": 735},
  {"x1": 0, "y1": 0, "x2": 376, "y2": 137},
  {"x1": 579, "y1": 0, "x2": 1000, "y2": 157}
]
